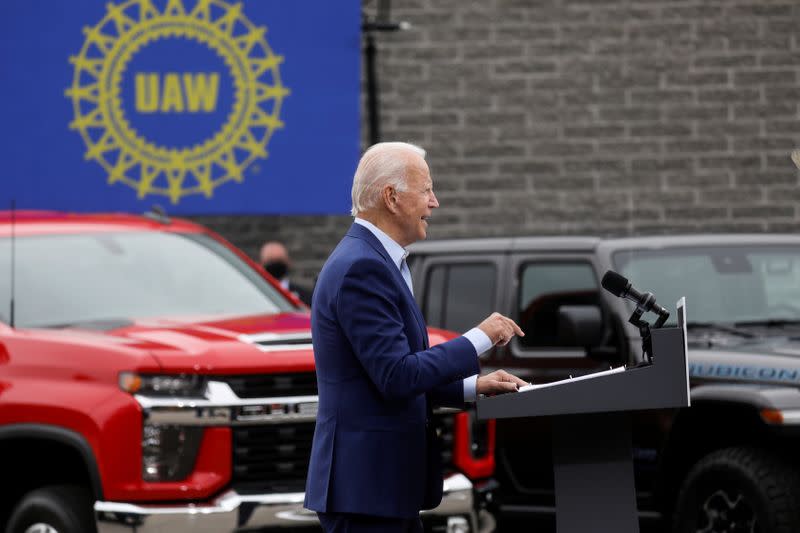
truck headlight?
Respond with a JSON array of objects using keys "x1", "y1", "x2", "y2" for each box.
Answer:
[
  {"x1": 119, "y1": 372, "x2": 206, "y2": 397},
  {"x1": 142, "y1": 424, "x2": 203, "y2": 482}
]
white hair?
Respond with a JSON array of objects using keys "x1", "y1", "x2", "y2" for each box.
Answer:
[{"x1": 351, "y1": 142, "x2": 426, "y2": 217}]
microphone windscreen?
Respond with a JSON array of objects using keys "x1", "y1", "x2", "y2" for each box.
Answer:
[{"x1": 601, "y1": 270, "x2": 629, "y2": 297}]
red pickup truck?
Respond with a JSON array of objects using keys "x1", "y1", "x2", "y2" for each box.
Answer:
[{"x1": 0, "y1": 211, "x2": 495, "y2": 533}]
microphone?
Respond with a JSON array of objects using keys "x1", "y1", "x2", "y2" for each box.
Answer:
[{"x1": 601, "y1": 270, "x2": 670, "y2": 321}]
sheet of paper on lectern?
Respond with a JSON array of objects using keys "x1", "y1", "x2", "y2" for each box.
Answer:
[{"x1": 519, "y1": 365, "x2": 626, "y2": 393}]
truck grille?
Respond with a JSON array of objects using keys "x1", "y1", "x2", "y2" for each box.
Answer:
[
  {"x1": 218, "y1": 372, "x2": 318, "y2": 398},
  {"x1": 231, "y1": 416, "x2": 455, "y2": 494},
  {"x1": 223, "y1": 374, "x2": 456, "y2": 494},
  {"x1": 232, "y1": 421, "x2": 316, "y2": 494}
]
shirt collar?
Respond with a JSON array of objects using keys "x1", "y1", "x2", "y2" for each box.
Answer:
[{"x1": 354, "y1": 218, "x2": 408, "y2": 271}]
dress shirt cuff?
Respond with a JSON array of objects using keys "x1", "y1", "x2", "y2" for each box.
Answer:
[
  {"x1": 463, "y1": 374, "x2": 478, "y2": 403},
  {"x1": 464, "y1": 327, "x2": 493, "y2": 357}
]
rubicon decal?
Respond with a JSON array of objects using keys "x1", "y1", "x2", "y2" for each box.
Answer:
[
  {"x1": 66, "y1": 0, "x2": 289, "y2": 204},
  {"x1": 690, "y1": 362, "x2": 800, "y2": 384}
]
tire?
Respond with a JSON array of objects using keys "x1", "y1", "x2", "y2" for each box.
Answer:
[
  {"x1": 5, "y1": 485, "x2": 95, "y2": 533},
  {"x1": 672, "y1": 447, "x2": 800, "y2": 533}
]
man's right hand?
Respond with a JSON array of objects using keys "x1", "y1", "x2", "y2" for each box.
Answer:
[
  {"x1": 477, "y1": 369, "x2": 528, "y2": 395},
  {"x1": 477, "y1": 312, "x2": 525, "y2": 346}
]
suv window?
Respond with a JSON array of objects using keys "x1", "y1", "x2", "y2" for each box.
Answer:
[
  {"x1": 423, "y1": 263, "x2": 495, "y2": 333},
  {"x1": 517, "y1": 262, "x2": 599, "y2": 348}
]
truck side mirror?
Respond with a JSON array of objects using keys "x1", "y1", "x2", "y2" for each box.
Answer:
[{"x1": 557, "y1": 305, "x2": 603, "y2": 347}]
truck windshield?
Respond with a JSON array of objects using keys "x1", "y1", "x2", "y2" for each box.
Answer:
[
  {"x1": 0, "y1": 231, "x2": 296, "y2": 328},
  {"x1": 613, "y1": 245, "x2": 800, "y2": 326}
]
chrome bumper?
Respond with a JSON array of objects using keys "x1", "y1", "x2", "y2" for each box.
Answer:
[{"x1": 95, "y1": 473, "x2": 480, "y2": 532}]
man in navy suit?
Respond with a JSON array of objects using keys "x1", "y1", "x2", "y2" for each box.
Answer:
[{"x1": 305, "y1": 142, "x2": 526, "y2": 532}]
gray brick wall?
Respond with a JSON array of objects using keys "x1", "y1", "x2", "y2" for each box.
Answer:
[{"x1": 193, "y1": 0, "x2": 800, "y2": 285}]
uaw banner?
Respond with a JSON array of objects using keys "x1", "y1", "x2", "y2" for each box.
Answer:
[{"x1": 0, "y1": 0, "x2": 360, "y2": 214}]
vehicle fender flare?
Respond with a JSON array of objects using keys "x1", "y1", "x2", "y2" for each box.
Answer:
[
  {"x1": 0, "y1": 423, "x2": 103, "y2": 500},
  {"x1": 654, "y1": 387, "x2": 779, "y2": 514}
]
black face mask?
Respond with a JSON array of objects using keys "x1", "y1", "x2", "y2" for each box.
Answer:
[{"x1": 264, "y1": 261, "x2": 289, "y2": 280}]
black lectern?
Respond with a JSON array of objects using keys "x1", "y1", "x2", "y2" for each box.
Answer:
[{"x1": 477, "y1": 322, "x2": 690, "y2": 532}]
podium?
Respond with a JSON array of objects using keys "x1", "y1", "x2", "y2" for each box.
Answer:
[{"x1": 477, "y1": 324, "x2": 690, "y2": 533}]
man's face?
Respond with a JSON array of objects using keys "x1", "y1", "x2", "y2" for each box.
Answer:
[{"x1": 394, "y1": 156, "x2": 439, "y2": 246}]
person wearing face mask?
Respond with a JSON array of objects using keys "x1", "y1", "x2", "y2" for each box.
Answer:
[{"x1": 259, "y1": 240, "x2": 313, "y2": 306}]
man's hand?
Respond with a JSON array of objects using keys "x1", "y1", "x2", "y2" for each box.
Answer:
[
  {"x1": 476, "y1": 369, "x2": 528, "y2": 395},
  {"x1": 477, "y1": 312, "x2": 525, "y2": 346}
]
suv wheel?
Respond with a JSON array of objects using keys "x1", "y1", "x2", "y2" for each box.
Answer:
[
  {"x1": 672, "y1": 447, "x2": 800, "y2": 533},
  {"x1": 6, "y1": 485, "x2": 95, "y2": 533}
]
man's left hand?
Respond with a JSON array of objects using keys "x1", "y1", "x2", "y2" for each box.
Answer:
[{"x1": 476, "y1": 369, "x2": 528, "y2": 395}]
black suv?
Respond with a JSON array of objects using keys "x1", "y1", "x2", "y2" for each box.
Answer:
[{"x1": 409, "y1": 234, "x2": 800, "y2": 533}]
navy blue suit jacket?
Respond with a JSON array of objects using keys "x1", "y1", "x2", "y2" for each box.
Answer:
[{"x1": 304, "y1": 223, "x2": 480, "y2": 518}]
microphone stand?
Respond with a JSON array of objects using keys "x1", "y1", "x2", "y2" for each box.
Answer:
[{"x1": 628, "y1": 292, "x2": 668, "y2": 364}]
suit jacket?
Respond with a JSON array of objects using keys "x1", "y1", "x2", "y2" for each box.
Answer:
[{"x1": 304, "y1": 223, "x2": 480, "y2": 518}]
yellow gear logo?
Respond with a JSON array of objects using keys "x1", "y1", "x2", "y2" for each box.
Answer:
[{"x1": 66, "y1": 0, "x2": 289, "y2": 204}]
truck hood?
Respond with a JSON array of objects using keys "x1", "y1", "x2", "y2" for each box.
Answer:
[
  {"x1": 689, "y1": 335, "x2": 800, "y2": 388},
  {"x1": 73, "y1": 312, "x2": 315, "y2": 374}
]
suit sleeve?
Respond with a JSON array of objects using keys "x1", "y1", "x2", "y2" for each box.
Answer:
[
  {"x1": 428, "y1": 380, "x2": 467, "y2": 409},
  {"x1": 336, "y1": 257, "x2": 480, "y2": 401}
]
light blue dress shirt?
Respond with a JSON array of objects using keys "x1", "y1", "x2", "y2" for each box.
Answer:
[{"x1": 353, "y1": 218, "x2": 492, "y2": 402}]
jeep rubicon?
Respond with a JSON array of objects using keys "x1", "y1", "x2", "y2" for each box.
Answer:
[{"x1": 409, "y1": 234, "x2": 800, "y2": 533}]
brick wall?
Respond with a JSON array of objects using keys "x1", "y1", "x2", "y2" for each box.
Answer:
[{"x1": 193, "y1": 0, "x2": 800, "y2": 284}]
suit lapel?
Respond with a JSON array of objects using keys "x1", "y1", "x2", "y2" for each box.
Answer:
[{"x1": 346, "y1": 224, "x2": 429, "y2": 348}]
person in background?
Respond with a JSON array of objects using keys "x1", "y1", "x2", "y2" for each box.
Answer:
[
  {"x1": 259, "y1": 240, "x2": 312, "y2": 306},
  {"x1": 304, "y1": 141, "x2": 526, "y2": 533}
]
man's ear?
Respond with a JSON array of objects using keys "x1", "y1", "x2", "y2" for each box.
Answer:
[{"x1": 382, "y1": 185, "x2": 399, "y2": 213}]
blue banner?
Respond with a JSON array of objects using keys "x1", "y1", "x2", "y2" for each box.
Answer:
[{"x1": 0, "y1": 0, "x2": 360, "y2": 214}]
